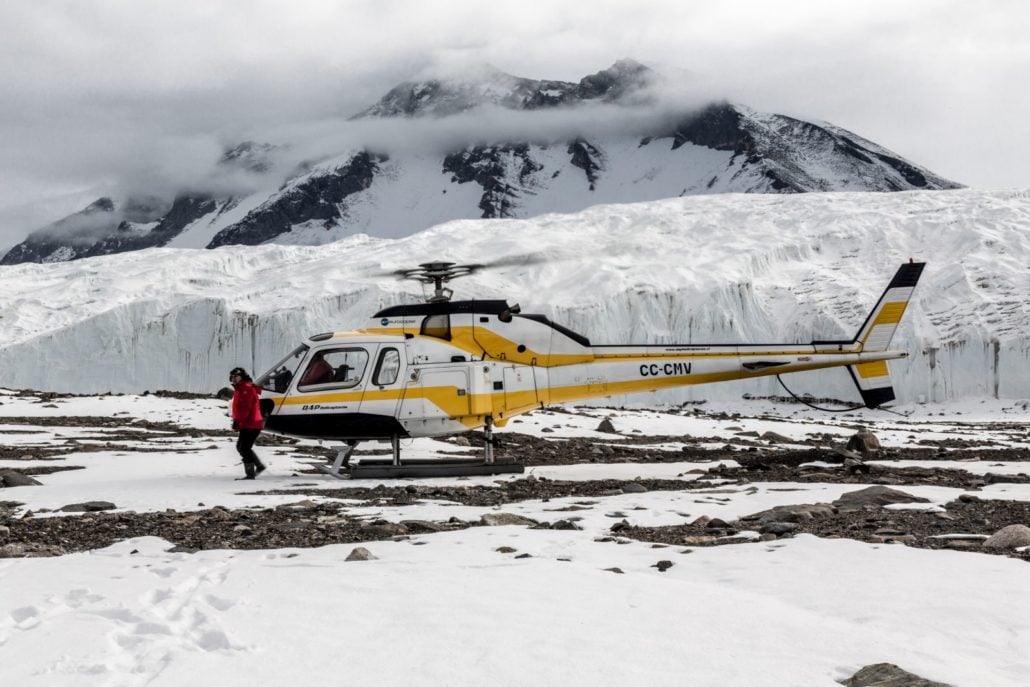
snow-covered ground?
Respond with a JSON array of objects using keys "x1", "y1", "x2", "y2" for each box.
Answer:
[
  {"x1": 0, "y1": 188, "x2": 1028, "y2": 402},
  {"x1": 2, "y1": 393, "x2": 1029, "y2": 686}
]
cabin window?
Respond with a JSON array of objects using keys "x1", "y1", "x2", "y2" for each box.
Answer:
[
  {"x1": 256, "y1": 344, "x2": 308, "y2": 394},
  {"x1": 420, "y1": 313, "x2": 451, "y2": 340},
  {"x1": 297, "y1": 347, "x2": 370, "y2": 392},
  {"x1": 373, "y1": 348, "x2": 401, "y2": 386}
]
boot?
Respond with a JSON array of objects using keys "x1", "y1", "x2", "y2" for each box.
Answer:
[
  {"x1": 254, "y1": 461, "x2": 266, "y2": 477},
  {"x1": 241, "y1": 462, "x2": 256, "y2": 480}
]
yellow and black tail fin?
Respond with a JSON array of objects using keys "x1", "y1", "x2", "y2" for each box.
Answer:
[{"x1": 848, "y1": 261, "x2": 925, "y2": 407}]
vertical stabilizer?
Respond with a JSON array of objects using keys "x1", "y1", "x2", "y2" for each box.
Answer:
[
  {"x1": 853, "y1": 261, "x2": 925, "y2": 352},
  {"x1": 847, "y1": 262, "x2": 925, "y2": 407}
]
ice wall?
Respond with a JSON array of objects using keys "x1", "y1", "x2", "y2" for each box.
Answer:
[{"x1": 1, "y1": 189, "x2": 1027, "y2": 402}]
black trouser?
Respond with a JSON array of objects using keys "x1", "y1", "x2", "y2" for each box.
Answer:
[{"x1": 236, "y1": 428, "x2": 262, "y2": 465}]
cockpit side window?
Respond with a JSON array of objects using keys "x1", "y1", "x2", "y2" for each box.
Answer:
[
  {"x1": 256, "y1": 345, "x2": 308, "y2": 394},
  {"x1": 373, "y1": 348, "x2": 401, "y2": 386},
  {"x1": 420, "y1": 313, "x2": 451, "y2": 340},
  {"x1": 297, "y1": 348, "x2": 370, "y2": 392}
]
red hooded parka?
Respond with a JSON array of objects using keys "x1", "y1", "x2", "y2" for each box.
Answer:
[{"x1": 231, "y1": 381, "x2": 264, "y2": 430}]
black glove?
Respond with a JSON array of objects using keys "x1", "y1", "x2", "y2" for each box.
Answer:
[{"x1": 232, "y1": 421, "x2": 239, "y2": 431}]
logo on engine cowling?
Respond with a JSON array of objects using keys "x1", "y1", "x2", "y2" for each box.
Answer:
[{"x1": 380, "y1": 318, "x2": 389, "y2": 326}]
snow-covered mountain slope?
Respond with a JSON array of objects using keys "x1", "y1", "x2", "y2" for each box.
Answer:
[
  {"x1": 1, "y1": 61, "x2": 960, "y2": 264},
  {"x1": 0, "y1": 188, "x2": 1025, "y2": 402}
]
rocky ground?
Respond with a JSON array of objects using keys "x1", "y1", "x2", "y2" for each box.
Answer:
[{"x1": 2, "y1": 397, "x2": 1029, "y2": 562}]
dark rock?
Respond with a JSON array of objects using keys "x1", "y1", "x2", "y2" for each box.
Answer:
[
  {"x1": 759, "y1": 521, "x2": 799, "y2": 535},
  {"x1": 760, "y1": 431, "x2": 794, "y2": 444},
  {"x1": 741, "y1": 503, "x2": 836, "y2": 524},
  {"x1": 0, "y1": 471, "x2": 43, "y2": 488},
  {"x1": 596, "y1": 418, "x2": 618, "y2": 434},
  {"x1": 621, "y1": 482, "x2": 647, "y2": 494},
  {"x1": 845, "y1": 458, "x2": 870, "y2": 475},
  {"x1": 59, "y1": 501, "x2": 117, "y2": 513},
  {"x1": 833, "y1": 486, "x2": 930, "y2": 510},
  {"x1": 360, "y1": 523, "x2": 409, "y2": 538},
  {"x1": 166, "y1": 546, "x2": 199, "y2": 554},
  {"x1": 604, "y1": 567, "x2": 624, "y2": 574},
  {"x1": 495, "y1": 546, "x2": 517, "y2": 554},
  {"x1": 399, "y1": 520, "x2": 449, "y2": 532},
  {"x1": 847, "y1": 430, "x2": 882, "y2": 457},
  {"x1": 840, "y1": 662, "x2": 951, "y2": 686},
  {"x1": 653, "y1": 560, "x2": 674, "y2": 572}
]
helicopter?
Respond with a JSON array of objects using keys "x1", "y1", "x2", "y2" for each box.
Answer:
[{"x1": 253, "y1": 259, "x2": 925, "y2": 479}]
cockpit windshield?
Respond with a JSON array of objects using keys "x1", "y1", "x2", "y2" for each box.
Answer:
[{"x1": 256, "y1": 344, "x2": 308, "y2": 394}]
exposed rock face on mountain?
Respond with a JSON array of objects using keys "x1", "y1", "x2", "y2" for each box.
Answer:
[
  {"x1": 207, "y1": 152, "x2": 383, "y2": 247},
  {"x1": 356, "y1": 59, "x2": 655, "y2": 117},
  {"x1": 1, "y1": 60, "x2": 961, "y2": 265}
]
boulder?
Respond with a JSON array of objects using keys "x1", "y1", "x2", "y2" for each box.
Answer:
[
  {"x1": 479, "y1": 512, "x2": 538, "y2": 527},
  {"x1": 833, "y1": 486, "x2": 929, "y2": 510},
  {"x1": 59, "y1": 501, "x2": 117, "y2": 513},
  {"x1": 847, "y1": 429, "x2": 882, "y2": 457},
  {"x1": 621, "y1": 482, "x2": 647, "y2": 494},
  {"x1": 983, "y1": 524, "x2": 1030, "y2": 551},
  {"x1": 1, "y1": 543, "x2": 28, "y2": 558},
  {"x1": 741, "y1": 503, "x2": 836, "y2": 524},
  {"x1": 345, "y1": 547, "x2": 377, "y2": 562},
  {"x1": 360, "y1": 523, "x2": 409, "y2": 538},
  {"x1": 840, "y1": 662, "x2": 951, "y2": 686},
  {"x1": 759, "y1": 521, "x2": 800, "y2": 535},
  {"x1": 0, "y1": 471, "x2": 42, "y2": 488},
  {"x1": 400, "y1": 519, "x2": 450, "y2": 532},
  {"x1": 760, "y1": 431, "x2": 794, "y2": 444},
  {"x1": 596, "y1": 417, "x2": 618, "y2": 433}
]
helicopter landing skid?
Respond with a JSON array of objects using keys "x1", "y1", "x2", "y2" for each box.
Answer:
[
  {"x1": 346, "y1": 457, "x2": 524, "y2": 479},
  {"x1": 317, "y1": 433, "x2": 524, "y2": 480}
]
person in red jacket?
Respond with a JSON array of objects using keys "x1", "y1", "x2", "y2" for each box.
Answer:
[{"x1": 229, "y1": 367, "x2": 266, "y2": 479}]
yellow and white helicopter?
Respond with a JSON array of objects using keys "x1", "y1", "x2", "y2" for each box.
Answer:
[{"x1": 254, "y1": 260, "x2": 925, "y2": 479}]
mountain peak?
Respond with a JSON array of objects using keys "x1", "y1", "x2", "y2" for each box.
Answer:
[
  {"x1": 577, "y1": 58, "x2": 654, "y2": 101},
  {"x1": 355, "y1": 59, "x2": 658, "y2": 119}
]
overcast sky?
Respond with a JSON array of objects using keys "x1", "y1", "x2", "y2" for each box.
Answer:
[{"x1": 1, "y1": 0, "x2": 1028, "y2": 246}]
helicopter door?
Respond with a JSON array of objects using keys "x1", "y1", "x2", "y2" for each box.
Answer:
[{"x1": 357, "y1": 346, "x2": 405, "y2": 423}]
